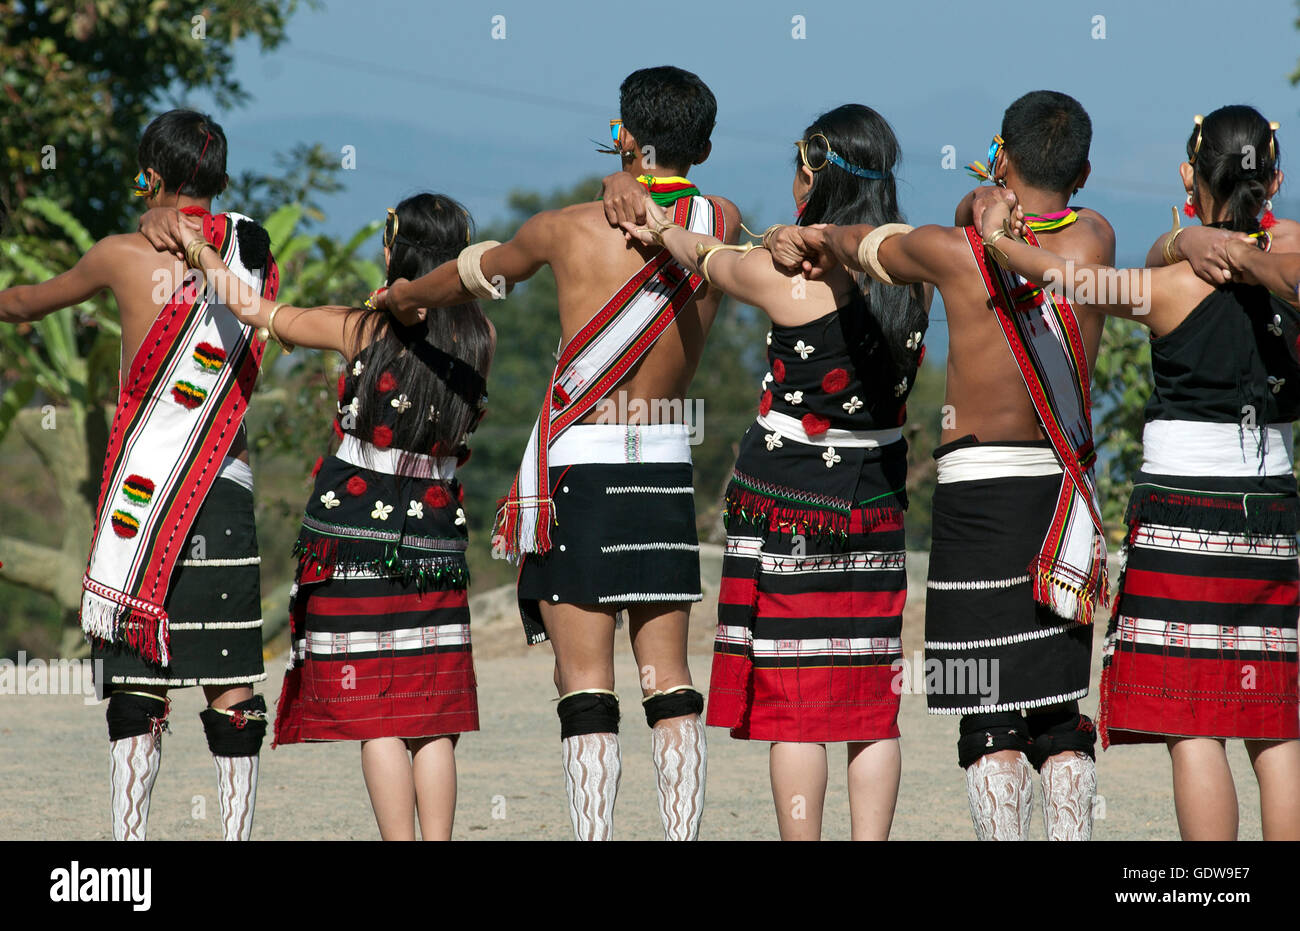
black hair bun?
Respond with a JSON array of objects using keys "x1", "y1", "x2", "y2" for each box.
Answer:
[{"x1": 235, "y1": 218, "x2": 270, "y2": 272}]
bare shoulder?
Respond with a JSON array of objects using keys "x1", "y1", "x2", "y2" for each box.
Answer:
[
  {"x1": 705, "y1": 195, "x2": 742, "y2": 233},
  {"x1": 909, "y1": 223, "x2": 974, "y2": 255},
  {"x1": 1267, "y1": 217, "x2": 1300, "y2": 252},
  {"x1": 1073, "y1": 207, "x2": 1116, "y2": 246}
]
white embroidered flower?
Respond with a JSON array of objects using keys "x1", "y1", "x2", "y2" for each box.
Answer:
[
  {"x1": 784, "y1": 390, "x2": 804, "y2": 405},
  {"x1": 793, "y1": 339, "x2": 815, "y2": 360},
  {"x1": 352, "y1": 360, "x2": 365, "y2": 377},
  {"x1": 427, "y1": 404, "x2": 439, "y2": 422},
  {"x1": 407, "y1": 500, "x2": 424, "y2": 519},
  {"x1": 455, "y1": 508, "x2": 466, "y2": 526},
  {"x1": 906, "y1": 330, "x2": 923, "y2": 351},
  {"x1": 371, "y1": 500, "x2": 394, "y2": 521},
  {"x1": 842, "y1": 395, "x2": 863, "y2": 414},
  {"x1": 764, "y1": 432, "x2": 783, "y2": 451},
  {"x1": 390, "y1": 393, "x2": 412, "y2": 413},
  {"x1": 339, "y1": 396, "x2": 359, "y2": 417},
  {"x1": 1269, "y1": 375, "x2": 1286, "y2": 394},
  {"x1": 319, "y1": 490, "x2": 341, "y2": 509},
  {"x1": 1269, "y1": 314, "x2": 1283, "y2": 336},
  {"x1": 822, "y1": 446, "x2": 842, "y2": 468},
  {"x1": 894, "y1": 377, "x2": 909, "y2": 397},
  {"x1": 762, "y1": 372, "x2": 773, "y2": 388},
  {"x1": 766, "y1": 330, "x2": 773, "y2": 346}
]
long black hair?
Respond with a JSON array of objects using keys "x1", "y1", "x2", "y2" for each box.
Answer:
[
  {"x1": 796, "y1": 104, "x2": 928, "y2": 385},
  {"x1": 349, "y1": 193, "x2": 492, "y2": 456},
  {"x1": 1187, "y1": 105, "x2": 1281, "y2": 232}
]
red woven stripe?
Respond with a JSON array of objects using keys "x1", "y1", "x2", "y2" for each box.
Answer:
[
  {"x1": 756, "y1": 588, "x2": 905, "y2": 619},
  {"x1": 305, "y1": 588, "x2": 470, "y2": 617},
  {"x1": 1123, "y1": 568, "x2": 1300, "y2": 606}
]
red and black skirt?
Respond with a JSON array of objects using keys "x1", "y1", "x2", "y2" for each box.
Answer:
[
  {"x1": 1100, "y1": 472, "x2": 1300, "y2": 745},
  {"x1": 707, "y1": 424, "x2": 908, "y2": 742},
  {"x1": 274, "y1": 456, "x2": 478, "y2": 744}
]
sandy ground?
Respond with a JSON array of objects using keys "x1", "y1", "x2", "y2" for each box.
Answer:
[{"x1": 0, "y1": 549, "x2": 1268, "y2": 841}]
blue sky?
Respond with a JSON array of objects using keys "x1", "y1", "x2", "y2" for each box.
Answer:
[{"x1": 193, "y1": 0, "x2": 1300, "y2": 352}]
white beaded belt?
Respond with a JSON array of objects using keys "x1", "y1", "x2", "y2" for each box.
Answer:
[
  {"x1": 549, "y1": 423, "x2": 693, "y2": 466},
  {"x1": 1142, "y1": 420, "x2": 1295, "y2": 477},
  {"x1": 757, "y1": 410, "x2": 902, "y2": 448},
  {"x1": 935, "y1": 443, "x2": 1063, "y2": 484},
  {"x1": 336, "y1": 434, "x2": 457, "y2": 479}
]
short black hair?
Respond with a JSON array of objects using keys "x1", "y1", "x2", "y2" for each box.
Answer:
[
  {"x1": 137, "y1": 109, "x2": 228, "y2": 199},
  {"x1": 619, "y1": 66, "x2": 716, "y2": 171},
  {"x1": 999, "y1": 90, "x2": 1092, "y2": 194}
]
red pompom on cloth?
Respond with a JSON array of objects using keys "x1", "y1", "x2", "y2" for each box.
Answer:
[
  {"x1": 1262, "y1": 210, "x2": 1278, "y2": 231},
  {"x1": 821, "y1": 368, "x2": 849, "y2": 394},
  {"x1": 372, "y1": 425, "x2": 393, "y2": 449},
  {"x1": 918, "y1": 345, "x2": 927, "y2": 365},
  {"x1": 801, "y1": 413, "x2": 831, "y2": 437},
  {"x1": 896, "y1": 404, "x2": 908, "y2": 426},
  {"x1": 346, "y1": 476, "x2": 368, "y2": 496},
  {"x1": 377, "y1": 371, "x2": 397, "y2": 393},
  {"x1": 424, "y1": 485, "x2": 451, "y2": 509},
  {"x1": 336, "y1": 373, "x2": 346, "y2": 401},
  {"x1": 311, "y1": 456, "x2": 324, "y2": 478},
  {"x1": 332, "y1": 419, "x2": 345, "y2": 440},
  {"x1": 456, "y1": 483, "x2": 465, "y2": 504},
  {"x1": 758, "y1": 390, "x2": 773, "y2": 416},
  {"x1": 772, "y1": 359, "x2": 786, "y2": 383}
]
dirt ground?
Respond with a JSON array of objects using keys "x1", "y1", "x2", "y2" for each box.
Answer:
[{"x1": 0, "y1": 548, "x2": 1267, "y2": 841}]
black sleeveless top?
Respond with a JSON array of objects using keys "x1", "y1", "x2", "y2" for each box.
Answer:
[
  {"x1": 1146, "y1": 283, "x2": 1300, "y2": 426},
  {"x1": 761, "y1": 288, "x2": 921, "y2": 432}
]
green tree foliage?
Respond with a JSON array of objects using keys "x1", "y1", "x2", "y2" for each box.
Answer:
[{"x1": 0, "y1": 0, "x2": 312, "y2": 239}]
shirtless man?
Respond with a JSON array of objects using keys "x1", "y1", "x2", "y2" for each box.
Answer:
[
  {"x1": 770, "y1": 91, "x2": 1115, "y2": 840},
  {"x1": 0, "y1": 109, "x2": 277, "y2": 840},
  {"x1": 376, "y1": 65, "x2": 740, "y2": 840}
]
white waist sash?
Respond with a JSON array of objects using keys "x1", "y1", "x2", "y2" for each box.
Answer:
[
  {"x1": 336, "y1": 434, "x2": 458, "y2": 480},
  {"x1": 1142, "y1": 420, "x2": 1295, "y2": 477},
  {"x1": 216, "y1": 456, "x2": 254, "y2": 492},
  {"x1": 936, "y1": 444, "x2": 1063, "y2": 484},
  {"x1": 549, "y1": 422, "x2": 693, "y2": 467},
  {"x1": 757, "y1": 410, "x2": 902, "y2": 448}
]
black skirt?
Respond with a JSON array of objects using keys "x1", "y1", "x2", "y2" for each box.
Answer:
[
  {"x1": 924, "y1": 441, "x2": 1092, "y2": 714},
  {"x1": 93, "y1": 476, "x2": 265, "y2": 697},
  {"x1": 516, "y1": 462, "x2": 701, "y2": 644}
]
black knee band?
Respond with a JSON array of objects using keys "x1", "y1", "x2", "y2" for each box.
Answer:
[
  {"x1": 1026, "y1": 707, "x2": 1096, "y2": 770},
  {"x1": 199, "y1": 696, "x2": 268, "y2": 757},
  {"x1": 106, "y1": 692, "x2": 169, "y2": 742},
  {"x1": 557, "y1": 692, "x2": 619, "y2": 740},
  {"x1": 957, "y1": 711, "x2": 1031, "y2": 769},
  {"x1": 643, "y1": 687, "x2": 704, "y2": 727}
]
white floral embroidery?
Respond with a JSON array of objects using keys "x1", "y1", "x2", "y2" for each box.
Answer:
[
  {"x1": 764, "y1": 432, "x2": 783, "y2": 451},
  {"x1": 319, "y1": 490, "x2": 341, "y2": 509},
  {"x1": 1269, "y1": 376, "x2": 1286, "y2": 394},
  {"x1": 352, "y1": 360, "x2": 365, "y2": 376},
  {"x1": 455, "y1": 508, "x2": 466, "y2": 526},
  {"x1": 390, "y1": 393, "x2": 412, "y2": 413},
  {"x1": 793, "y1": 339, "x2": 815, "y2": 360},
  {"x1": 407, "y1": 500, "x2": 424, "y2": 519},
  {"x1": 339, "y1": 396, "x2": 359, "y2": 417},
  {"x1": 427, "y1": 405, "x2": 439, "y2": 422},
  {"x1": 842, "y1": 395, "x2": 863, "y2": 414},
  {"x1": 1269, "y1": 315, "x2": 1283, "y2": 336},
  {"x1": 766, "y1": 330, "x2": 773, "y2": 346},
  {"x1": 371, "y1": 500, "x2": 394, "y2": 521},
  {"x1": 906, "y1": 331, "x2": 923, "y2": 351},
  {"x1": 894, "y1": 377, "x2": 909, "y2": 397},
  {"x1": 762, "y1": 372, "x2": 773, "y2": 388},
  {"x1": 784, "y1": 390, "x2": 804, "y2": 405},
  {"x1": 822, "y1": 447, "x2": 842, "y2": 468}
]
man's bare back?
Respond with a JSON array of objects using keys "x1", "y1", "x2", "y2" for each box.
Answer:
[
  {"x1": 919, "y1": 208, "x2": 1114, "y2": 444},
  {"x1": 525, "y1": 196, "x2": 741, "y2": 422},
  {"x1": 89, "y1": 232, "x2": 251, "y2": 460}
]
